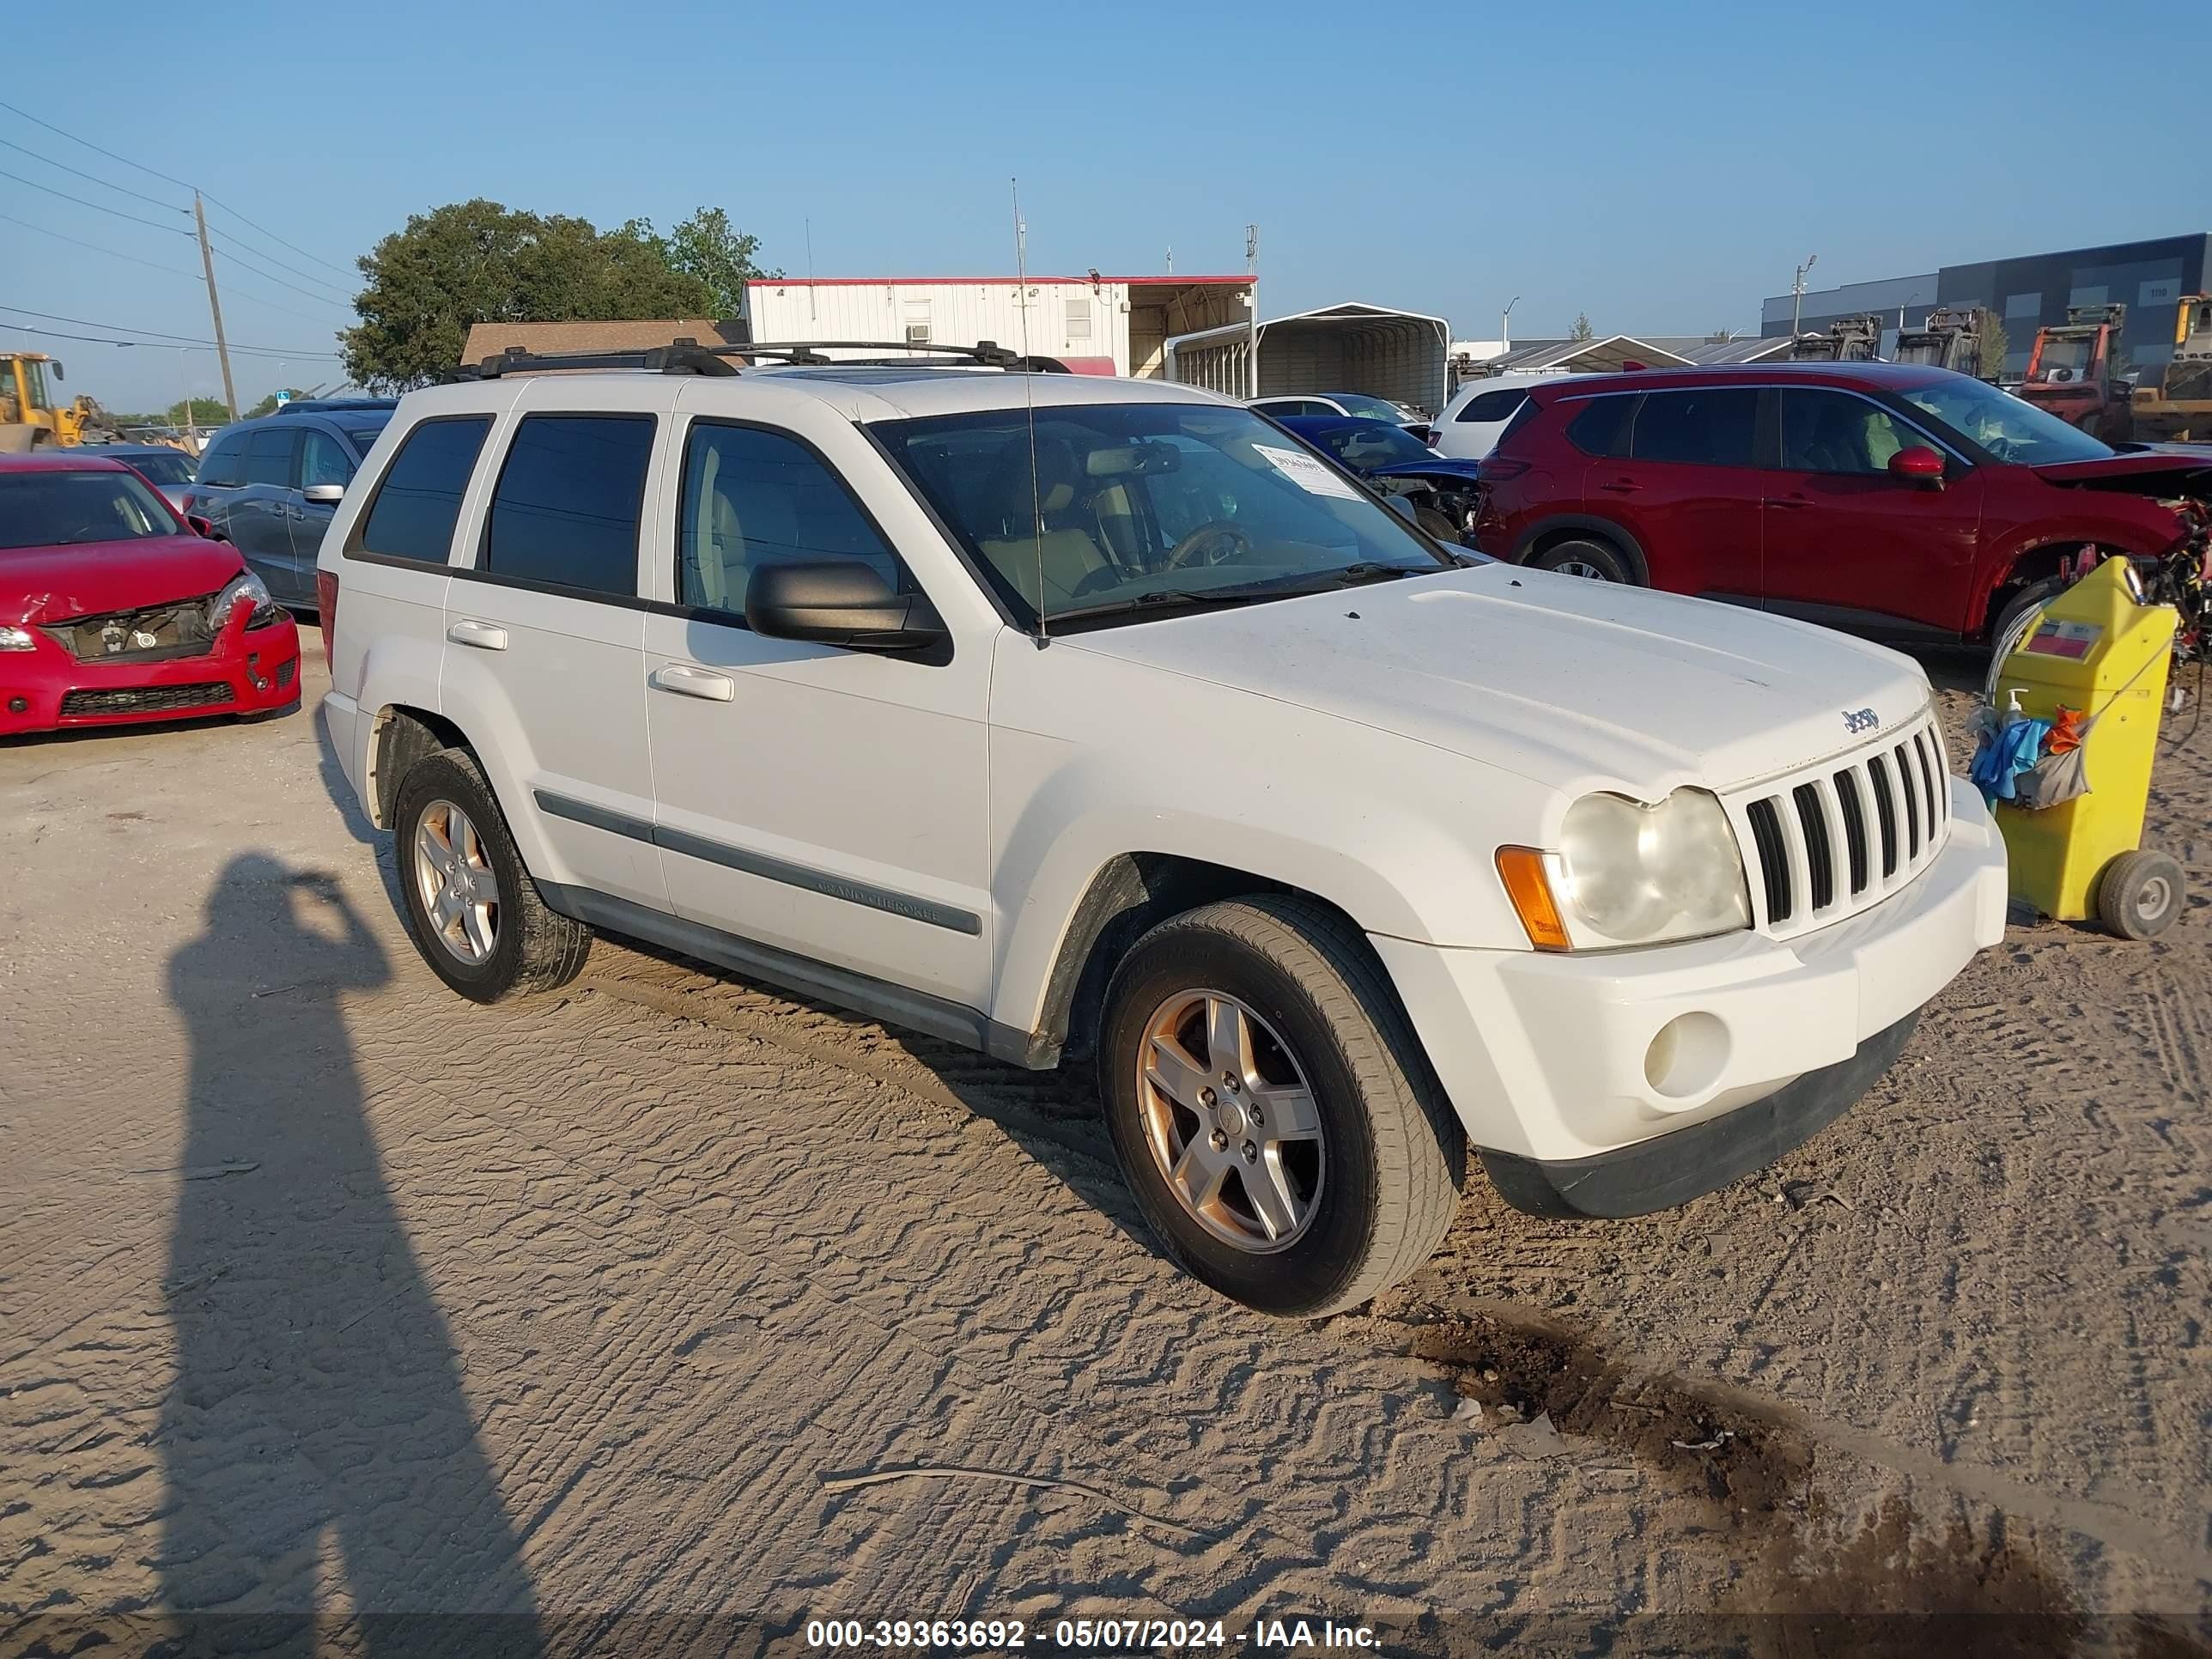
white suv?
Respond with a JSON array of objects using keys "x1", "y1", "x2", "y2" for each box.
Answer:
[{"x1": 318, "y1": 343, "x2": 2008, "y2": 1316}]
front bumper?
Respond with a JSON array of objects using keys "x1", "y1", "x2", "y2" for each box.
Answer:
[
  {"x1": 1372, "y1": 774, "x2": 2008, "y2": 1194},
  {"x1": 0, "y1": 612, "x2": 301, "y2": 736}
]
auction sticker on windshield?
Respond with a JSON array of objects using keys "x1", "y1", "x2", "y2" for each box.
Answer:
[{"x1": 1255, "y1": 445, "x2": 1364, "y2": 500}]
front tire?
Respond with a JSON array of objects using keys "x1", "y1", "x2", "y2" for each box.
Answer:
[
  {"x1": 393, "y1": 747, "x2": 592, "y2": 1002},
  {"x1": 1098, "y1": 896, "x2": 1464, "y2": 1317},
  {"x1": 1528, "y1": 537, "x2": 1635, "y2": 583}
]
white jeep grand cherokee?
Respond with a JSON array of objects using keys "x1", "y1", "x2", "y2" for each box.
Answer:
[{"x1": 319, "y1": 346, "x2": 2008, "y2": 1316}]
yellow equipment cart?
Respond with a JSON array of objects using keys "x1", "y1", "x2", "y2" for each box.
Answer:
[{"x1": 1990, "y1": 557, "x2": 2185, "y2": 939}]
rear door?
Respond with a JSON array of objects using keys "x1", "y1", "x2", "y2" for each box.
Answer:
[
  {"x1": 1587, "y1": 386, "x2": 1765, "y2": 601},
  {"x1": 440, "y1": 396, "x2": 669, "y2": 914},
  {"x1": 1762, "y1": 387, "x2": 1984, "y2": 637},
  {"x1": 235, "y1": 427, "x2": 303, "y2": 600}
]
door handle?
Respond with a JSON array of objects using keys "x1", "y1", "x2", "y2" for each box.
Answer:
[
  {"x1": 1770, "y1": 493, "x2": 1813, "y2": 508},
  {"x1": 447, "y1": 619, "x2": 508, "y2": 651},
  {"x1": 649, "y1": 662, "x2": 737, "y2": 702},
  {"x1": 1597, "y1": 478, "x2": 1642, "y2": 494}
]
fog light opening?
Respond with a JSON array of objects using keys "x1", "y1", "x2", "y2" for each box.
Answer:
[{"x1": 1644, "y1": 1012, "x2": 1729, "y2": 1102}]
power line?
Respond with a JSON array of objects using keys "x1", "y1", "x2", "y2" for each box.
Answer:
[
  {"x1": 0, "y1": 305, "x2": 337, "y2": 356},
  {"x1": 0, "y1": 136, "x2": 190, "y2": 213},
  {"x1": 0, "y1": 96, "x2": 196, "y2": 193},
  {"x1": 204, "y1": 225, "x2": 355, "y2": 300},
  {"x1": 198, "y1": 192, "x2": 356, "y2": 282},
  {"x1": 0, "y1": 96, "x2": 357, "y2": 280},
  {"x1": 0, "y1": 211, "x2": 204, "y2": 280},
  {"x1": 0, "y1": 165, "x2": 194, "y2": 236},
  {"x1": 213, "y1": 243, "x2": 353, "y2": 309},
  {"x1": 0, "y1": 319, "x2": 339, "y2": 362}
]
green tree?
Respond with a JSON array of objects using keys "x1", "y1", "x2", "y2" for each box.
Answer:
[
  {"x1": 1978, "y1": 308, "x2": 2008, "y2": 380},
  {"x1": 339, "y1": 199, "x2": 722, "y2": 392},
  {"x1": 164, "y1": 396, "x2": 231, "y2": 427},
  {"x1": 1569, "y1": 312, "x2": 1595, "y2": 342},
  {"x1": 663, "y1": 207, "x2": 778, "y2": 319}
]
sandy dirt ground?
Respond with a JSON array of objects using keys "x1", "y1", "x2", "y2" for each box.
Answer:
[{"x1": 2, "y1": 639, "x2": 2209, "y2": 1656}]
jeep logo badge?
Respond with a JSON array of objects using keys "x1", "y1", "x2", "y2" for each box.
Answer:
[{"x1": 1843, "y1": 708, "x2": 1881, "y2": 735}]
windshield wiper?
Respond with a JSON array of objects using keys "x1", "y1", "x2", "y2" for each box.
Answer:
[{"x1": 1050, "y1": 586, "x2": 1285, "y2": 624}]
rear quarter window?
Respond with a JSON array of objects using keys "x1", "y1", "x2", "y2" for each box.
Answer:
[
  {"x1": 354, "y1": 416, "x2": 494, "y2": 564},
  {"x1": 1490, "y1": 394, "x2": 1546, "y2": 452},
  {"x1": 1565, "y1": 395, "x2": 1636, "y2": 458},
  {"x1": 1455, "y1": 388, "x2": 1528, "y2": 424},
  {"x1": 194, "y1": 431, "x2": 247, "y2": 487}
]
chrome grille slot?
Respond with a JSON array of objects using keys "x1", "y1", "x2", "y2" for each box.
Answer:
[{"x1": 1727, "y1": 709, "x2": 1951, "y2": 941}]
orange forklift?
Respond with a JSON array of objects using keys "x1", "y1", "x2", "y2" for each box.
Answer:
[{"x1": 2018, "y1": 303, "x2": 2134, "y2": 442}]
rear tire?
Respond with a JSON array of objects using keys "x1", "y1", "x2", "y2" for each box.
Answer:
[
  {"x1": 1528, "y1": 537, "x2": 1635, "y2": 583},
  {"x1": 2095, "y1": 849, "x2": 2185, "y2": 941},
  {"x1": 392, "y1": 747, "x2": 592, "y2": 1001},
  {"x1": 1098, "y1": 895, "x2": 1464, "y2": 1317},
  {"x1": 1988, "y1": 575, "x2": 2066, "y2": 665}
]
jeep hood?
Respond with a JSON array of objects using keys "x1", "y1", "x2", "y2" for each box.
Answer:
[{"x1": 1061, "y1": 566, "x2": 1933, "y2": 794}]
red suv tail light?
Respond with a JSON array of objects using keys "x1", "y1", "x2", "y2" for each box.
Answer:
[
  {"x1": 1477, "y1": 457, "x2": 1530, "y2": 481},
  {"x1": 315, "y1": 569, "x2": 339, "y2": 673}
]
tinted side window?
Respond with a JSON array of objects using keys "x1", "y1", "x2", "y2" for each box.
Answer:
[
  {"x1": 195, "y1": 431, "x2": 247, "y2": 487},
  {"x1": 245, "y1": 428, "x2": 298, "y2": 488},
  {"x1": 357, "y1": 416, "x2": 492, "y2": 564},
  {"x1": 1630, "y1": 389, "x2": 1758, "y2": 466},
  {"x1": 301, "y1": 429, "x2": 354, "y2": 489},
  {"x1": 678, "y1": 422, "x2": 897, "y2": 617},
  {"x1": 1491, "y1": 394, "x2": 1546, "y2": 453},
  {"x1": 1565, "y1": 396, "x2": 1635, "y2": 458},
  {"x1": 483, "y1": 414, "x2": 655, "y2": 596},
  {"x1": 1780, "y1": 389, "x2": 1921, "y2": 476},
  {"x1": 1456, "y1": 388, "x2": 1528, "y2": 424}
]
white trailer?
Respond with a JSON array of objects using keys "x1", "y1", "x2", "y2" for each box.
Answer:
[
  {"x1": 1167, "y1": 301, "x2": 1453, "y2": 416},
  {"x1": 744, "y1": 276, "x2": 1254, "y2": 377}
]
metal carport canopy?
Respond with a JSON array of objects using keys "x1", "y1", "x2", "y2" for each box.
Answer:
[{"x1": 1166, "y1": 301, "x2": 1452, "y2": 411}]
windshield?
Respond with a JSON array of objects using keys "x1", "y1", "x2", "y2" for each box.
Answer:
[
  {"x1": 1308, "y1": 421, "x2": 1437, "y2": 470},
  {"x1": 1331, "y1": 394, "x2": 1407, "y2": 422},
  {"x1": 0, "y1": 470, "x2": 178, "y2": 549},
  {"x1": 1894, "y1": 376, "x2": 2114, "y2": 465},
  {"x1": 875, "y1": 403, "x2": 1451, "y2": 625},
  {"x1": 2028, "y1": 337, "x2": 2093, "y2": 384},
  {"x1": 119, "y1": 451, "x2": 195, "y2": 485}
]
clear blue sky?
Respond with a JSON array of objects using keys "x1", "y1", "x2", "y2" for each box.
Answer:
[{"x1": 8, "y1": 0, "x2": 2197, "y2": 412}]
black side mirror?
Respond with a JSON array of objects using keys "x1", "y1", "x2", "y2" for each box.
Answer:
[{"x1": 745, "y1": 561, "x2": 947, "y2": 653}]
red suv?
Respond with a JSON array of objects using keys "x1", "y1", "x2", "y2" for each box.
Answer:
[{"x1": 1472, "y1": 363, "x2": 2211, "y2": 646}]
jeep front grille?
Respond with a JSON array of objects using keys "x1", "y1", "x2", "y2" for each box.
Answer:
[{"x1": 1729, "y1": 712, "x2": 1950, "y2": 939}]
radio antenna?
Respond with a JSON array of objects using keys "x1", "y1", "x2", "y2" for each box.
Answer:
[{"x1": 1012, "y1": 177, "x2": 1048, "y2": 647}]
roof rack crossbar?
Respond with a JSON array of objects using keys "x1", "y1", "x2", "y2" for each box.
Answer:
[{"x1": 449, "y1": 337, "x2": 1072, "y2": 381}]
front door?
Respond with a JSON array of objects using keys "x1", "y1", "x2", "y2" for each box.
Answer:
[
  {"x1": 289, "y1": 427, "x2": 356, "y2": 605},
  {"x1": 1583, "y1": 386, "x2": 1766, "y2": 603},
  {"x1": 642, "y1": 409, "x2": 994, "y2": 1008},
  {"x1": 1763, "y1": 387, "x2": 1984, "y2": 637},
  {"x1": 437, "y1": 409, "x2": 668, "y2": 914},
  {"x1": 237, "y1": 426, "x2": 304, "y2": 601}
]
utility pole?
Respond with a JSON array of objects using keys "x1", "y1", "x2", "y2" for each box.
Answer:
[
  {"x1": 1244, "y1": 222, "x2": 1260, "y2": 399},
  {"x1": 1790, "y1": 252, "x2": 1819, "y2": 336},
  {"x1": 192, "y1": 193, "x2": 239, "y2": 422}
]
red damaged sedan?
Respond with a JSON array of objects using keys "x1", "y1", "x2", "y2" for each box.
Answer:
[{"x1": 1, "y1": 453, "x2": 301, "y2": 736}]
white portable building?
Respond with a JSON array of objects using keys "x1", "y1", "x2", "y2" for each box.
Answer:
[{"x1": 1166, "y1": 301, "x2": 1453, "y2": 415}]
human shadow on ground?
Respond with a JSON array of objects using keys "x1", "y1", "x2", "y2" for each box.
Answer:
[{"x1": 158, "y1": 852, "x2": 540, "y2": 1656}]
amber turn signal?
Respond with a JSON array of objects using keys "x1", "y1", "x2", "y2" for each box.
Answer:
[{"x1": 1495, "y1": 846, "x2": 1571, "y2": 951}]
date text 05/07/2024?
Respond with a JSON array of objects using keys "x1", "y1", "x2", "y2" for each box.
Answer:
[{"x1": 803, "y1": 1616, "x2": 1382, "y2": 1650}]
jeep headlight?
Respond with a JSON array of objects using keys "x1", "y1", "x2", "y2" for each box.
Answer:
[
  {"x1": 210, "y1": 570, "x2": 276, "y2": 629},
  {"x1": 1499, "y1": 787, "x2": 1752, "y2": 951}
]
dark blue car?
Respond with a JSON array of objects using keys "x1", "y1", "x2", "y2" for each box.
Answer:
[{"x1": 1273, "y1": 415, "x2": 1485, "y2": 543}]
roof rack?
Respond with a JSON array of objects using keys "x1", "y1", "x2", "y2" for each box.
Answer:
[{"x1": 448, "y1": 337, "x2": 1073, "y2": 382}]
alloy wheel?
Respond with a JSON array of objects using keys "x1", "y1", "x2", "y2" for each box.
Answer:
[
  {"x1": 413, "y1": 799, "x2": 501, "y2": 965},
  {"x1": 1136, "y1": 988, "x2": 1325, "y2": 1252}
]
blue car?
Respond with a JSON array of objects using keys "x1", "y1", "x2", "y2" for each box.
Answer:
[{"x1": 1273, "y1": 415, "x2": 1486, "y2": 544}]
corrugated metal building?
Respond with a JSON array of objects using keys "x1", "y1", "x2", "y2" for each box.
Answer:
[
  {"x1": 1166, "y1": 301, "x2": 1453, "y2": 415},
  {"x1": 743, "y1": 276, "x2": 1254, "y2": 377}
]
